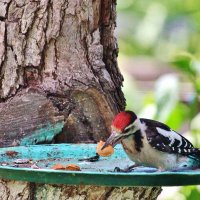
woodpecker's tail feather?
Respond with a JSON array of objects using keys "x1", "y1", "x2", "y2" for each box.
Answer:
[{"x1": 188, "y1": 148, "x2": 200, "y2": 161}]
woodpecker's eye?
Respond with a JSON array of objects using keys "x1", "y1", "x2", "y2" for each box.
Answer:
[{"x1": 124, "y1": 127, "x2": 131, "y2": 133}]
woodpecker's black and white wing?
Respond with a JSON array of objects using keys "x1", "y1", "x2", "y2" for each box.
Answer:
[{"x1": 140, "y1": 118, "x2": 194, "y2": 156}]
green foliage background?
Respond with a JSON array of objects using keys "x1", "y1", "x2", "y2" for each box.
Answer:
[{"x1": 117, "y1": 1, "x2": 200, "y2": 199}]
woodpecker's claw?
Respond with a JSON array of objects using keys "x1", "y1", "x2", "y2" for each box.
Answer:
[
  {"x1": 113, "y1": 166, "x2": 134, "y2": 173},
  {"x1": 113, "y1": 164, "x2": 139, "y2": 172},
  {"x1": 114, "y1": 167, "x2": 122, "y2": 172}
]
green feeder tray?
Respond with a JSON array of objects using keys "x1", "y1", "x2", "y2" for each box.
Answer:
[{"x1": 0, "y1": 144, "x2": 200, "y2": 186}]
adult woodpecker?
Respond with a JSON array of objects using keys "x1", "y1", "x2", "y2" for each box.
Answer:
[{"x1": 102, "y1": 111, "x2": 200, "y2": 171}]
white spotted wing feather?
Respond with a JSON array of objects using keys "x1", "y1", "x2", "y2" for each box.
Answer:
[{"x1": 140, "y1": 118, "x2": 194, "y2": 156}]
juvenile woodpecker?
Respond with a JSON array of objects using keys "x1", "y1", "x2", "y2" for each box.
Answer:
[{"x1": 102, "y1": 111, "x2": 200, "y2": 170}]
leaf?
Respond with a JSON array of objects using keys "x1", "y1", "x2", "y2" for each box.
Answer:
[
  {"x1": 154, "y1": 74, "x2": 179, "y2": 122},
  {"x1": 171, "y1": 52, "x2": 195, "y2": 76},
  {"x1": 191, "y1": 60, "x2": 200, "y2": 75},
  {"x1": 191, "y1": 113, "x2": 200, "y2": 132},
  {"x1": 179, "y1": 186, "x2": 200, "y2": 200},
  {"x1": 166, "y1": 103, "x2": 189, "y2": 130}
]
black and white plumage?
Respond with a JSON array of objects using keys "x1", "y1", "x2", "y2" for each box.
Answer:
[
  {"x1": 102, "y1": 111, "x2": 200, "y2": 170},
  {"x1": 140, "y1": 118, "x2": 194, "y2": 155}
]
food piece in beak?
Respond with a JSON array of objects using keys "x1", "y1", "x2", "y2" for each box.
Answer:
[{"x1": 96, "y1": 140, "x2": 114, "y2": 157}]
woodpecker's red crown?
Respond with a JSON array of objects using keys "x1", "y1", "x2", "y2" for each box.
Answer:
[{"x1": 112, "y1": 111, "x2": 137, "y2": 132}]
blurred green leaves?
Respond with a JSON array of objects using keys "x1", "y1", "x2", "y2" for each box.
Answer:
[
  {"x1": 117, "y1": 0, "x2": 200, "y2": 59},
  {"x1": 139, "y1": 74, "x2": 190, "y2": 130},
  {"x1": 172, "y1": 53, "x2": 200, "y2": 118},
  {"x1": 172, "y1": 53, "x2": 200, "y2": 82},
  {"x1": 155, "y1": 74, "x2": 179, "y2": 122},
  {"x1": 155, "y1": 74, "x2": 190, "y2": 130},
  {"x1": 118, "y1": 1, "x2": 200, "y2": 199},
  {"x1": 172, "y1": 53, "x2": 195, "y2": 75},
  {"x1": 179, "y1": 186, "x2": 200, "y2": 200}
]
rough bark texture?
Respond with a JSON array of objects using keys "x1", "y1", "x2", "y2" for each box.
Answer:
[
  {"x1": 0, "y1": 180, "x2": 162, "y2": 200},
  {"x1": 0, "y1": 89, "x2": 64, "y2": 147},
  {"x1": 0, "y1": 0, "x2": 125, "y2": 146},
  {"x1": 0, "y1": 180, "x2": 31, "y2": 200},
  {"x1": 0, "y1": 0, "x2": 161, "y2": 199}
]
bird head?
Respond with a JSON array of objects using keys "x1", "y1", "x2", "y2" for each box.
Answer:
[{"x1": 101, "y1": 111, "x2": 138, "y2": 150}]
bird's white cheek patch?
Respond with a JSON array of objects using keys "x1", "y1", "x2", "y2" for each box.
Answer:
[
  {"x1": 137, "y1": 120, "x2": 147, "y2": 133},
  {"x1": 156, "y1": 127, "x2": 182, "y2": 146}
]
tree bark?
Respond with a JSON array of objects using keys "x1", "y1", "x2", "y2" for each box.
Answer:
[
  {"x1": 0, "y1": 0, "x2": 125, "y2": 146},
  {"x1": 0, "y1": 0, "x2": 162, "y2": 199},
  {"x1": 0, "y1": 180, "x2": 162, "y2": 200}
]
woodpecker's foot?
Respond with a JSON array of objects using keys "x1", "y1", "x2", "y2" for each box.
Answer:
[
  {"x1": 114, "y1": 167, "x2": 123, "y2": 172},
  {"x1": 78, "y1": 153, "x2": 100, "y2": 162},
  {"x1": 114, "y1": 164, "x2": 139, "y2": 172}
]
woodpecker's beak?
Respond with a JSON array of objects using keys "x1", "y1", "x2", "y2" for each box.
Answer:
[{"x1": 101, "y1": 131, "x2": 121, "y2": 150}]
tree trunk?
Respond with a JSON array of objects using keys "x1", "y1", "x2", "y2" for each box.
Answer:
[
  {"x1": 0, "y1": 180, "x2": 162, "y2": 200},
  {"x1": 0, "y1": 0, "x2": 125, "y2": 146},
  {"x1": 0, "y1": 0, "x2": 161, "y2": 199}
]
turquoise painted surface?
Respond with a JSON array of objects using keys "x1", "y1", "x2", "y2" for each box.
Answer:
[
  {"x1": 0, "y1": 144, "x2": 128, "y2": 162},
  {"x1": 20, "y1": 122, "x2": 64, "y2": 145},
  {"x1": 0, "y1": 144, "x2": 200, "y2": 186}
]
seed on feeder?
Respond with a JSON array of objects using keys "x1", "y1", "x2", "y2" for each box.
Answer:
[
  {"x1": 65, "y1": 164, "x2": 81, "y2": 171},
  {"x1": 52, "y1": 163, "x2": 65, "y2": 170}
]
